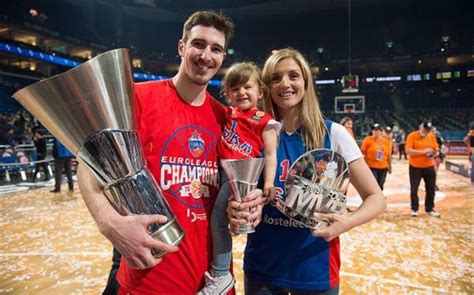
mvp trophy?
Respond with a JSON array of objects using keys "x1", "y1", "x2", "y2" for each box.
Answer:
[
  {"x1": 13, "y1": 48, "x2": 184, "y2": 257},
  {"x1": 221, "y1": 158, "x2": 264, "y2": 234},
  {"x1": 276, "y1": 149, "x2": 350, "y2": 229}
]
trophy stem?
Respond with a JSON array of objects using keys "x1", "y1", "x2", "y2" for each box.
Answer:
[
  {"x1": 235, "y1": 223, "x2": 255, "y2": 234},
  {"x1": 150, "y1": 217, "x2": 185, "y2": 258},
  {"x1": 104, "y1": 169, "x2": 185, "y2": 252},
  {"x1": 221, "y1": 158, "x2": 265, "y2": 235}
]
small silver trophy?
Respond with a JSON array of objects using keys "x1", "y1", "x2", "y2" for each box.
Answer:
[
  {"x1": 221, "y1": 158, "x2": 265, "y2": 234},
  {"x1": 13, "y1": 49, "x2": 184, "y2": 257},
  {"x1": 276, "y1": 149, "x2": 350, "y2": 229}
]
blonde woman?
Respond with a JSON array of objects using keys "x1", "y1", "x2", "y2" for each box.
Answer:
[{"x1": 228, "y1": 48, "x2": 386, "y2": 294}]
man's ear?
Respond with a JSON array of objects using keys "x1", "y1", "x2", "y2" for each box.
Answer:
[{"x1": 178, "y1": 39, "x2": 185, "y2": 58}]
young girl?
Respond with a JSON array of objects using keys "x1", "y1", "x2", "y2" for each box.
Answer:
[
  {"x1": 228, "y1": 49, "x2": 386, "y2": 294},
  {"x1": 199, "y1": 62, "x2": 280, "y2": 294}
]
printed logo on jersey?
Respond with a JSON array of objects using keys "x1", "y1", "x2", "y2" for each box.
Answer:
[
  {"x1": 250, "y1": 111, "x2": 265, "y2": 123},
  {"x1": 160, "y1": 126, "x2": 219, "y2": 210},
  {"x1": 188, "y1": 131, "x2": 205, "y2": 158},
  {"x1": 222, "y1": 120, "x2": 252, "y2": 157}
]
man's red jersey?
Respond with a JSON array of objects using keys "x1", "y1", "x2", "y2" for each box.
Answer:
[
  {"x1": 117, "y1": 80, "x2": 227, "y2": 294},
  {"x1": 217, "y1": 107, "x2": 273, "y2": 159}
]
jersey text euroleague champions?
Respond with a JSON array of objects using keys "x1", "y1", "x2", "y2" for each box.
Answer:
[{"x1": 159, "y1": 126, "x2": 220, "y2": 210}]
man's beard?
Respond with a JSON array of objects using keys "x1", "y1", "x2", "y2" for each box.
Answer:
[
  {"x1": 190, "y1": 73, "x2": 211, "y2": 86},
  {"x1": 191, "y1": 76, "x2": 209, "y2": 86}
]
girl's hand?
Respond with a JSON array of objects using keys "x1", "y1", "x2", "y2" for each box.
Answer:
[{"x1": 263, "y1": 186, "x2": 276, "y2": 204}]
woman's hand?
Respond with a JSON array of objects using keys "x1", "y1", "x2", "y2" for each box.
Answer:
[
  {"x1": 226, "y1": 189, "x2": 265, "y2": 235},
  {"x1": 310, "y1": 212, "x2": 353, "y2": 242}
]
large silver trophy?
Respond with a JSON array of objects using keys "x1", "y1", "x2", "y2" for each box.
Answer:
[
  {"x1": 13, "y1": 49, "x2": 184, "y2": 257},
  {"x1": 221, "y1": 158, "x2": 265, "y2": 234},
  {"x1": 276, "y1": 149, "x2": 350, "y2": 229}
]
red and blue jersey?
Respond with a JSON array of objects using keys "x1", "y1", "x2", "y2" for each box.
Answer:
[
  {"x1": 244, "y1": 120, "x2": 341, "y2": 291},
  {"x1": 217, "y1": 107, "x2": 273, "y2": 160},
  {"x1": 117, "y1": 80, "x2": 229, "y2": 294}
]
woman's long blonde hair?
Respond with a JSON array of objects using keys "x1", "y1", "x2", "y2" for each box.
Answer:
[{"x1": 262, "y1": 48, "x2": 326, "y2": 150}]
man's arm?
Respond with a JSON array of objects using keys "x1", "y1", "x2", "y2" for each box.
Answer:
[{"x1": 77, "y1": 165, "x2": 178, "y2": 269}]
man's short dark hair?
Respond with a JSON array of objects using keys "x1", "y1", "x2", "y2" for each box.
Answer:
[
  {"x1": 422, "y1": 122, "x2": 433, "y2": 131},
  {"x1": 372, "y1": 123, "x2": 382, "y2": 130},
  {"x1": 182, "y1": 10, "x2": 234, "y2": 47},
  {"x1": 33, "y1": 126, "x2": 44, "y2": 136}
]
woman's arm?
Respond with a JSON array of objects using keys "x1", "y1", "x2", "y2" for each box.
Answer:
[{"x1": 311, "y1": 158, "x2": 386, "y2": 241}]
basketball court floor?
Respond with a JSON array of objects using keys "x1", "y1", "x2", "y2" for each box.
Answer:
[{"x1": 0, "y1": 157, "x2": 472, "y2": 293}]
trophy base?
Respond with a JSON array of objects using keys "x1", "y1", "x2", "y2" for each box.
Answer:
[
  {"x1": 275, "y1": 199, "x2": 328, "y2": 229},
  {"x1": 236, "y1": 223, "x2": 255, "y2": 234},
  {"x1": 150, "y1": 217, "x2": 185, "y2": 258}
]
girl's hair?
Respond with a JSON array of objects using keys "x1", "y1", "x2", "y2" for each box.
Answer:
[
  {"x1": 221, "y1": 62, "x2": 268, "y2": 102},
  {"x1": 262, "y1": 48, "x2": 326, "y2": 150}
]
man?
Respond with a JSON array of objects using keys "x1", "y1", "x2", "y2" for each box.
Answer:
[
  {"x1": 78, "y1": 10, "x2": 263, "y2": 294},
  {"x1": 51, "y1": 138, "x2": 74, "y2": 193},
  {"x1": 383, "y1": 126, "x2": 393, "y2": 140},
  {"x1": 0, "y1": 125, "x2": 17, "y2": 147},
  {"x1": 463, "y1": 122, "x2": 474, "y2": 183},
  {"x1": 431, "y1": 126, "x2": 445, "y2": 191},
  {"x1": 396, "y1": 128, "x2": 407, "y2": 160},
  {"x1": 32, "y1": 128, "x2": 50, "y2": 181},
  {"x1": 405, "y1": 122, "x2": 440, "y2": 217}
]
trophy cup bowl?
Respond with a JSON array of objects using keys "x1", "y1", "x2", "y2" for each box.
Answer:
[
  {"x1": 13, "y1": 48, "x2": 184, "y2": 257},
  {"x1": 221, "y1": 158, "x2": 265, "y2": 234},
  {"x1": 276, "y1": 148, "x2": 350, "y2": 229}
]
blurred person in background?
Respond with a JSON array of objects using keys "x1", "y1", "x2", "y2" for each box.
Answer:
[
  {"x1": 340, "y1": 116, "x2": 355, "y2": 139},
  {"x1": 32, "y1": 128, "x2": 50, "y2": 181},
  {"x1": 464, "y1": 122, "x2": 474, "y2": 183},
  {"x1": 405, "y1": 122, "x2": 440, "y2": 217},
  {"x1": 0, "y1": 126, "x2": 17, "y2": 147},
  {"x1": 431, "y1": 126, "x2": 445, "y2": 190},
  {"x1": 51, "y1": 138, "x2": 74, "y2": 193},
  {"x1": 13, "y1": 111, "x2": 26, "y2": 139},
  {"x1": 361, "y1": 123, "x2": 392, "y2": 190},
  {"x1": 395, "y1": 128, "x2": 407, "y2": 160},
  {"x1": 20, "y1": 127, "x2": 35, "y2": 144},
  {"x1": 383, "y1": 126, "x2": 394, "y2": 155}
]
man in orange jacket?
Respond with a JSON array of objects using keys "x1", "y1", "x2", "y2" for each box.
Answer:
[{"x1": 405, "y1": 122, "x2": 440, "y2": 217}]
